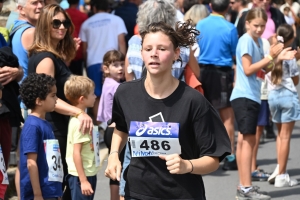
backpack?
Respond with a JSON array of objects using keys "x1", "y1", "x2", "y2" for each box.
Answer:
[{"x1": 0, "y1": 27, "x2": 10, "y2": 42}]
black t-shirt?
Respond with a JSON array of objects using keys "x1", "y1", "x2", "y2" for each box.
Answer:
[
  {"x1": 112, "y1": 78, "x2": 231, "y2": 200},
  {"x1": 28, "y1": 52, "x2": 71, "y2": 136}
]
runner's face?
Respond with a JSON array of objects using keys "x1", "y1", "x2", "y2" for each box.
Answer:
[
  {"x1": 141, "y1": 32, "x2": 180, "y2": 77},
  {"x1": 22, "y1": 0, "x2": 44, "y2": 22},
  {"x1": 246, "y1": 17, "x2": 266, "y2": 39},
  {"x1": 41, "y1": 85, "x2": 57, "y2": 112}
]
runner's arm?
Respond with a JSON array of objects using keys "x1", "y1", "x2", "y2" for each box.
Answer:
[{"x1": 27, "y1": 153, "x2": 43, "y2": 198}]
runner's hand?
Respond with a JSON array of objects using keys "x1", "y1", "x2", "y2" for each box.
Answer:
[
  {"x1": 81, "y1": 180, "x2": 94, "y2": 196},
  {"x1": 77, "y1": 112, "x2": 93, "y2": 134},
  {"x1": 105, "y1": 153, "x2": 122, "y2": 181},
  {"x1": 159, "y1": 154, "x2": 192, "y2": 174}
]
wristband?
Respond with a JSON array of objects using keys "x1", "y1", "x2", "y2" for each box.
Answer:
[
  {"x1": 74, "y1": 110, "x2": 83, "y2": 118},
  {"x1": 266, "y1": 55, "x2": 273, "y2": 61},
  {"x1": 188, "y1": 160, "x2": 193, "y2": 173},
  {"x1": 109, "y1": 151, "x2": 119, "y2": 156}
]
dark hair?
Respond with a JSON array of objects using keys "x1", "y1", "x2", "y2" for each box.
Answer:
[
  {"x1": 103, "y1": 50, "x2": 125, "y2": 66},
  {"x1": 20, "y1": 73, "x2": 56, "y2": 110},
  {"x1": 183, "y1": 0, "x2": 200, "y2": 13},
  {"x1": 236, "y1": 0, "x2": 249, "y2": 7},
  {"x1": 245, "y1": 7, "x2": 267, "y2": 22},
  {"x1": 92, "y1": 0, "x2": 109, "y2": 11},
  {"x1": 67, "y1": 0, "x2": 80, "y2": 5},
  {"x1": 141, "y1": 20, "x2": 200, "y2": 50},
  {"x1": 283, "y1": 6, "x2": 290, "y2": 12},
  {"x1": 0, "y1": 82, "x2": 3, "y2": 90},
  {"x1": 271, "y1": 24, "x2": 294, "y2": 85},
  {"x1": 211, "y1": 0, "x2": 229, "y2": 13}
]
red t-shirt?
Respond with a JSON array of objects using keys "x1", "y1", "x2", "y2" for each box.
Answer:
[{"x1": 66, "y1": 8, "x2": 88, "y2": 61}]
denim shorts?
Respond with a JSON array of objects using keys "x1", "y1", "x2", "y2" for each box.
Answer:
[{"x1": 268, "y1": 88, "x2": 300, "y2": 123}]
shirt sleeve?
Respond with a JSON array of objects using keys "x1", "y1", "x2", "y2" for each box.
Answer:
[
  {"x1": 288, "y1": 59, "x2": 299, "y2": 77},
  {"x1": 116, "y1": 17, "x2": 128, "y2": 35},
  {"x1": 239, "y1": 36, "x2": 254, "y2": 58},
  {"x1": 230, "y1": 27, "x2": 238, "y2": 56},
  {"x1": 111, "y1": 85, "x2": 128, "y2": 133},
  {"x1": 193, "y1": 103, "x2": 231, "y2": 162},
  {"x1": 71, "y1": 120, "x2": 90, "y2": 144},
  {"x1": 21, "y1": 124, "x2": 40, "y2": 155},
  {"x1": 79, "y1": 22, "x2": 87, "y2": 42}
]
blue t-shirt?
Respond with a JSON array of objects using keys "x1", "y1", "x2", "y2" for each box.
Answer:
[
  {"x1": 20, "y1": 115, "x2": 62, "y2": 200},
  {"x1": 230, "y1": 33, "x2": 264, "y2": 104},
  {"x1": 196, "y1": 14, "x2": 238, "y2": 67}
]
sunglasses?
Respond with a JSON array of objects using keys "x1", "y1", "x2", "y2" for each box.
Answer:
[{"x1": 52, "y1": 19, "x2": 71, "y2": 29}]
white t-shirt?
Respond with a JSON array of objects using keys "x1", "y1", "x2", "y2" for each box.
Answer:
[{"x1": 79, "y1": 13, "x2": 127, "y2": 67}]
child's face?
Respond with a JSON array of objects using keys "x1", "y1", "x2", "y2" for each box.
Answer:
[
  {"x1": 284, "y1": 10, "x2": 289, "y2": 16},
  {"x1": 141, "y1": 31, "x2": 180, "y2": 76},
  {"x1": 41, "y1": 85, "x2": 57, "y2": 112},
  {"x1": 246, "y1": 18, "x2": 266, "y2": 39},
  {"x1": 83, "y1": 89, "x2": 96, "y2": 108},
  {"x1": 105, "y1": 61, "x2": 124, "y2": 82}
]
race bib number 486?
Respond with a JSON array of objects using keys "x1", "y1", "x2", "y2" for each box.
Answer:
[{"x1": 129, "y1": 121, "x2": 181, "y2": 157}]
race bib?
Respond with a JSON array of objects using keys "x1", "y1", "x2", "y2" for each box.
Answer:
[
  {"x1": 92, "y1": 127, "x2": 100, "y2": 167},
  {"x1": 0, "y1": 145, "x2": 9, "y2": 184},
  {"x1": 44, "y1": 140, "x2": 63, "y2": 182},
  {"x1": 129, "y1": 121, "x2": 181, "y2": 157}
]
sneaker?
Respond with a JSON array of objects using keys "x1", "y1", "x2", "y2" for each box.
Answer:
[
  {"x1": 252, "y1": 169, "x2": 270, "y2": 181},
  {"x1": 222, "y1": 155, "x2": 238, "y2": 170},
  {"x1": 274, "y1": 174, "x2": 298, "y2": 187},
  {"x1": 236, "y1": 188, "x2": 271, "y2": 200},
  {"x1": 252, "y1": 185, "x2": 269, "y2": 195},
  {"x1": 268, "y1": 165, "x2": 279, "y2": 184}
]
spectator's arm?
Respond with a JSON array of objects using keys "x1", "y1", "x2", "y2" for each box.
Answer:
[
  {"x1": 118, "y1": 33, "x2": 127, "y2": 55},
  {"x1": 21, "y1": 27, "x2": 35, "y2": 51},
  {"x1": 0, "y1": 66, "x2": 23, "y2": 85}
]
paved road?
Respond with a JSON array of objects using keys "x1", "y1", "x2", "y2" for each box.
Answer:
[{"x1": 95, "y1": 85, "x2": 300, "y2": 200}]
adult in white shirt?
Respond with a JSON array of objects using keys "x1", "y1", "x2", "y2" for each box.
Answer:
[
  {"x1": 80, "y1": 0, "x2": 127, "y2": 123},
  {"x1": 280, "y1": 0, "x2": 300, "y2": 17}
]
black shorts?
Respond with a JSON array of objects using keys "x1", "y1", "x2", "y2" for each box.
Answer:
[
  {"x1": 199, "y1": 65, "x2": 234, "y2": 110},
  {"x1": 231, "y1": 98, "x2": 260, "y2": 134}
]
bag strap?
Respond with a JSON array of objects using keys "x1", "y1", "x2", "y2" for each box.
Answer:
[{"x1": 9, "y1": 23, "x2": 32, "y2": 46}]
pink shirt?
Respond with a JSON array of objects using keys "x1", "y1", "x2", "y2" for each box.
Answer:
[
  {"x1": 97, "y1": 77, "x2": 120, "y2": 123},
  {"x1": 261, "y1": 10, "x2": 275, "y2": 40}
]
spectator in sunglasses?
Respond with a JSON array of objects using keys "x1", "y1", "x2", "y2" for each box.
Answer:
[{"x1": 27, "y1": 4, "x2": 93, "y2": 199}]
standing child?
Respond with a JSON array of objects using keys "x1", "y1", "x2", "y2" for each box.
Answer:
[
  {"x1": 97, "y1": 50, "x2": 125, "y2": 200},
  {"x1": 230, "y1": 8, "x2": 296, "y2": 200},
  {"x1": 266, "y1": 24, "x2": 299, "y2": 187},
  {"x1": 64, "y1": 75, "x2": 99, "y2": 200},
  {"x1": 19, "y1": 73, "x2": 63, "y2": 200}
]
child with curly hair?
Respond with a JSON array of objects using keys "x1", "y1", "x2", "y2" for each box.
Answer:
[{"x1": 19, "y1": 73, "x2": 63, "y2": 200}]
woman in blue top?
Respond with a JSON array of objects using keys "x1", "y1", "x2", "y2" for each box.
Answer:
[{"x1": 230, "y1": 7, "x2": 296, "y2": 200}]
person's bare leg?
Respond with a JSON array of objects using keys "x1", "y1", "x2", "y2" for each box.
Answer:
[
  {"x1": 219, "y1": 107, "x2": 235, "y2": 154},
  {"x1": 110, "y1": 185, "x2": 120, "y2": 200},
  {"x1": 277, "y1": 121, "x2": 294, "y2": 174},
  {"x1": 275, "y1": 123, "x2": 282, "y2": 165},
  {"x1": 239, "y1": 134, "x2": 256, "y2": 186},
  {"x1": 236, "y1": 132, "x2": 243, "y2": 183},
  {"x1": 251, "y1": 126, "x2": 264, "y2": 172}
]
